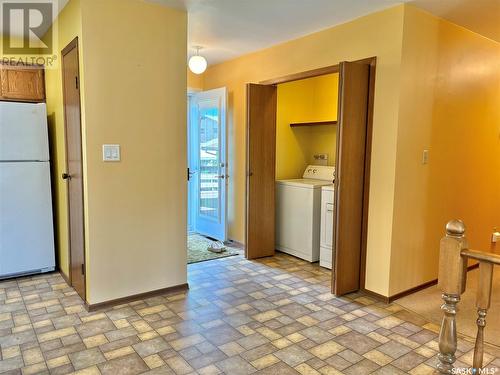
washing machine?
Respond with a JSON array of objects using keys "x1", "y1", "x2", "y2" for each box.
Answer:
[{"x1": 275, "y1": 165, "x2": 335, "y2": 262}]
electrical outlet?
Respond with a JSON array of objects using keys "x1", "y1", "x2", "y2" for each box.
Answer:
[{"x1": 314, "y1": 154, "x2": 328, "y2": 161}]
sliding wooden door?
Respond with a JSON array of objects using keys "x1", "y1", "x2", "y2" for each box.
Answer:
[
  {"x1": 246, "y1": 84, "x2": 277, "y2": 259},
  {"x1": 333, "y1": 61, "x2": 371, "y2": 295}
]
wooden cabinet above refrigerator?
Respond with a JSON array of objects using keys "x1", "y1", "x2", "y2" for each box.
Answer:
[{"x1": 0, "y1": 63, "x2": 45, "y2": 102}]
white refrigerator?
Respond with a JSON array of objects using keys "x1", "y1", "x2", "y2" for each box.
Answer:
[{"x1": 0, "y1": 102, "x2": 55, "y2": 279}]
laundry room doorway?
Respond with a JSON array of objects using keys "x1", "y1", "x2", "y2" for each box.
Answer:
[{"x1": 246, "y1": 58, "x2": 376, "y2": 296}]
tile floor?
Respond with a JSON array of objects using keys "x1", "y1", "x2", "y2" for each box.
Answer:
[{"x1": 1, "y1": 252, "x2": 499, "y2": 374}]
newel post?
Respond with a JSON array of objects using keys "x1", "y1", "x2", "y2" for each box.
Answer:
[{"x1": 437, "y1": 220, "x2": 468, "y2": 374}]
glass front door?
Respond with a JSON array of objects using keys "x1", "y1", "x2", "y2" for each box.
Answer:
[{"x1": 188, "y1": 87, "x2": 227, "y2": 241}]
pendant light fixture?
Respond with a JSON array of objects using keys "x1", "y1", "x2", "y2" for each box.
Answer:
[{"x1": 188, "y1": 46, "x2": 207, "y2": 75}]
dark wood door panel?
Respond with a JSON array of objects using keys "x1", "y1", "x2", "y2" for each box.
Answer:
[
  {"x1": 333, "y1": 61, "x2": 371, "y2": 296},
  {"x1": 246, "y1": 83, "x2": 277, "y2": 259},
  {"x1": 62, "y1": 38, "x2": 86, "y2": 300}
]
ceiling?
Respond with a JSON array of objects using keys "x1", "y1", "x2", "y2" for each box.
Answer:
[
  {"x1": 410, "y1": 0, "x2": 500, "y2": 44},
  {"x1": 46, "y1": 0, "x2": 499, "y2": 66},
  {"x1": 152, "y1": 0, "x2": 411, "y2": 65}
]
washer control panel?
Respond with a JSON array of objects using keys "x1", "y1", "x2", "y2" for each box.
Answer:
[{"x1": 302, "y1": 165, "x2": 335, "y2": 181}]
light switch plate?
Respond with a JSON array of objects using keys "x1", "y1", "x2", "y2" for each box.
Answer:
[
  {"x1": 103, "y1": 144, "x2": 120, "y2": 162},
  {"x1": 492, "y1": 231, "x2": 500, "y2": 243},
  {"x1": 422, "y1": 149, "x2": 429, "y2": 165}
]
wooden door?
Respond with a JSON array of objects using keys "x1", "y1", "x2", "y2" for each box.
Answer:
[
  {"x1": 333, "y1": 61, "x2": 371, "y2": 295},
  {"x1": 0, "y1": 63, "x2": 45, "y2": 102},
  {"x1": 246, "y1": 84, "x2": 277, "y2": 259},
  {"x1": 61, "y1": 38, "x2": 86, "y2": 300}
]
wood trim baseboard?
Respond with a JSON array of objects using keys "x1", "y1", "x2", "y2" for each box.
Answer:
[
  {"x1": 387, "y1": 279, "x2": 439, "y2": 303},
  {"x1": 361, "y1": 288, "x2": 390, "y2": 304},
  {"x1": 362, "y1": 263, "x2": 480, "y2": 304},
  {"x1": 85, "y1": 283, "x2": 189, "y2": 312}
]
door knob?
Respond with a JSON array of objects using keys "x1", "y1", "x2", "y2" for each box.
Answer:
[{"x1": 62, "y1": 173, "x2": 72, "y2": 180}]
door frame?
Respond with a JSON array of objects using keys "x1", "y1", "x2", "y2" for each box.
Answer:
[
  {"x1": 61, "y1": 37, "x2": 86, "y2": 300},
  {"x1": 247, "y1": 57, "x2": 376, "y2": 293},
  {"x1": 187, "y1": 91, "x2": 196, "y2": 233}
]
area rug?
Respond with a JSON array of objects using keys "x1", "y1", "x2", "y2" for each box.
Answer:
[{"x1": 188, "y1": 233, "x2": 240, "y2": 264}]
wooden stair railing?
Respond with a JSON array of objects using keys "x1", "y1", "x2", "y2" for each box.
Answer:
[{"x1": 437, "y1": 220, "x2": 500, "y2": 374}]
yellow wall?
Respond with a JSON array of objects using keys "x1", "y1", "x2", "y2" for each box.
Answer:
[
  {"x1": 0, "y1": 36, "x2": 44, "y2": 58},
  {"x1": 79, "y1": 0, "x2": 187, "y2": 304},
  {"x1": 12, "y1": 1, "x2": 496, "y2": 301},
  {"x1": 45, "y1": 0, "x2": 187, "y2": 304},
  {"x1": 44, "y1": 0, "x2": 83, "y2": 279},
  {"x1": 202, "y1": 4, "x2": 500, "y2": 297},
  {"x1": 389, "y1": 5, "x2": 500, "y2": 295},
  {"x1": 188, "y1": 70, "x2": 204, "y2": 90},
  {"x1": 276, "y1": 74, "x2": 338, "y2": 180},
  {"x1": 203, "y1": 6, "x2": 405, "y2": 295}
]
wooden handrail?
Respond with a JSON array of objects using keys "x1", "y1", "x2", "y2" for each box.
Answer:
[
  {"x1": 461, "y1": 249, "x2": 500, "y2": 265},
  {"x1": 437, "y1": 220, "x2": 498, "y2": 374}
]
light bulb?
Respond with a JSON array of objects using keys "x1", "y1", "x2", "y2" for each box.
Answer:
[{"x1": 189, "y1": 55, "x2": 207, "y2": 74}]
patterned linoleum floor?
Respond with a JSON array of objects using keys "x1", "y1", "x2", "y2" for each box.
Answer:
[{"x1": 1, "y1": 253, "x2": 499, "y2": 374}]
